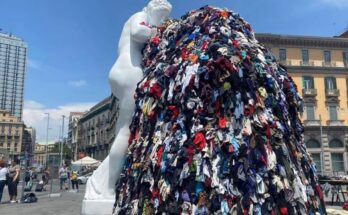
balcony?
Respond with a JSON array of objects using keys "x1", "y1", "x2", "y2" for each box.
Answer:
[
  {"x1": 303, "y1": 120, "x2": 321, "y2": 126},
  {"x1": 326, "y1": 120, "x2": 344, "y2": 126},
  {"x1": 322, "y1": 62, "x2": 336, "y2": 67},
  {"x1": 326, "y1": 89, "x2": 340, "y2": 97},
  {"x1": 302, "y1": 88, "x2": 317, "y2": 97},
  {"x1": 300, "y1": 61, "x2": 315, "y2": 66},
  {"x1": 279, "y1": 60, "x2": 292, "y2": 66}
]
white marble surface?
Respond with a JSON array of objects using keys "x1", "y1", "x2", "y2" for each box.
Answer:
[{"x1": 82, "y1": 1, "x2": 172, "y2": 214}]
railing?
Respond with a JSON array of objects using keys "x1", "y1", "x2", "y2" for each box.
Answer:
[
  {"x1": 300, "y1": 61, "x2": 315, "y2": 66},
  {"x1": 326, "y1": 89, "x2": 340, "y2": 97},
  {"x1": 303, "y1": 120, "x2": 321, "y2": 126},
  {"x1": 322, "y1": 62, "x2": 337, "y2": 67},
  {"x1": 326, "y1": 120, "x2": 344, "y2": 126},
  {"x1": 302, "y1": 88, "x2": 317, "y2": 97}
]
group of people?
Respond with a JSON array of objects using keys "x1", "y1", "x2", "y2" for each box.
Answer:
[
  {"x1": 0, "y1": 159, "x2": 21, "y2": 203},
  {"x1": 58, "y1": 165, "x2": 79, "y2": 191}
]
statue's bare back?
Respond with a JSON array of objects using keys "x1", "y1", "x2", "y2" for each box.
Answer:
[{"x1": 84, "y1": 0, "x2": 172, "y2": 201}]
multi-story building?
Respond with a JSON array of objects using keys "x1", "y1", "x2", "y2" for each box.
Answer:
[
  {"x1": 78, "y1": 96, "x2": 113, "y2": 161},
  {"x1": 0, "y1": 32, "x2": 27, "y2": 120},
  {"x1": 257, "y1": 31, "x2": 348, "y2": 176},
  {"x1": 33, "y1": 143, "x2": 55, "y2": 166},
  {"x1": 107, "y1": 95, "x2": 119, "y2": 150},
  {"x1": 0, "y1": 109, "x2": 24, "y2": 160},
  {"x1": 67, "y1": 112, "x2": 84, "y2": 160}
]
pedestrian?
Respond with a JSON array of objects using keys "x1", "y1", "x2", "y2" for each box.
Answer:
[
  {"x1": 0, "y1": 160, "x2": 8, "y2": 203},
  {"x1": 8, "y1": 158, "x2": 20, "y2": 203},
  {"x1": 71, "y1": 171, "x2": 79, "y2": 191},
  {"x1": 42, "y1": 168, "x2": 50, "y2": 191},
  {"x1": 59, "y1": 165, "x2": 68, "y2": 190}
]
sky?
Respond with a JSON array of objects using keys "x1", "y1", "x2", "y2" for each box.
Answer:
[{"x1": 0, "y1": 0, "x2": 347, "y2": 144}]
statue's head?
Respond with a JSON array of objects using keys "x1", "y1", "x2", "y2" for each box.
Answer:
[{"x1": 144, "y1": 0, "x2": 172, "y2": 26}]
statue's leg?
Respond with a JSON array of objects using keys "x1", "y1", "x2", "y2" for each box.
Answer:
[{"x1": 108, "y1": 119, "x2": 131, "y2": 193}]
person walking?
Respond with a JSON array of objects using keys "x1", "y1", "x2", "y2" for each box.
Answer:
[
  {"x1": 71, "y1": 171, "x2": 79, "y2": 191},
  {"x1": 0, "y1": 160, "x2": 8, "y2": 203},
  {"x1": 42, "y1": 168, "x2": 50, "y2": 191},
  {"x1": 8, "y1": 158, "x2": 20, "y2": 203},
  {"x1": 59, "y1": 165, "x2": 68, "y2": 191}
]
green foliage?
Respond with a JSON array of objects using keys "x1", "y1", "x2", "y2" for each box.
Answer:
[{"x1": 50, "y1": 142, "x2": 73, "y2": 165}]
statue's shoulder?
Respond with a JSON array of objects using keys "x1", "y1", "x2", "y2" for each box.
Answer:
[{"x1": 129, "y1": 11, "x2": 147, "y2": 21}]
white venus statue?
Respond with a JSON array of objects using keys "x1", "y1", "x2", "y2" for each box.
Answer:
[{"x1": 82, "y1": 1, "x2": 172, "y2": 214}]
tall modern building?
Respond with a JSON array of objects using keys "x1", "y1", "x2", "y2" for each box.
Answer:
[
  {"x1": 257, "y1": 31, "x2": 348, "y2": 176},
  {"x1": 0, "y1": 32, "x2": 27, "y2": 120}
]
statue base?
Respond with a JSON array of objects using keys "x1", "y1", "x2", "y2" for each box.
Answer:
[{"x1": 82, "y1": 199, "x2": 114, "y2": 215}]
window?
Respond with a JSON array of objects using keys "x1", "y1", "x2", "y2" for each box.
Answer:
[
  {"x1": 329, "y1": 139, "x2": 343, "y2": 148},
  {"x1": 329, "y1": 106, "x2": 338, "y2": 121},
  {"x1": 303, "y1": 76, "x2": 314, "y2": 89},
  {"x1": 306, "y1": 106, "x2": 315, "y2": 120},
  {"x1": 343, "y1": 51, "x2": 348, "y2": 66},
  {"x1": 331, "y1": 153, "x2": 345, "y2": 172},
  {"x1": 302, "y1": 49, "x2": 309, "y2": 63},
  {"x1": 279, "y1": 49, "x2": 287, "y2": 61},
  {"x1": 325, "y1": 77, "x2": 337, "y2": 90},
  {"x1": 324, "y1": 50, "x2": 331, "y2": 63},
  {"x1": 306, "y1": 139, "x2": 321, "y2": 148},
  {"x1": 311, "y1": 153, "x2": 322, "y2": 173}
]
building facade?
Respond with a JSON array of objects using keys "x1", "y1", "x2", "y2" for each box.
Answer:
[
  {"x1": 257, "y1": 31, "x2": 348, "y2": 176},
  {"x1": 33, "y1": 143, "x2": 55, "y2": 166},
  {"x1": 0, "y1": 109, "x2": 24, "y2": 160},
  {"x1": 67, "y1": 112, "x2": 84, "y2": 160},
  {"x1": 0, "y1": 32, "x2": 27, "y2": 120},
  {"x1": 78, "y1": 96, "x2": 112, "y2": 161}
]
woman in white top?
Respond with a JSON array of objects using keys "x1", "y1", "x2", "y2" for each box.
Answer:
[{"x1": 0, "y1": 160, "x2": 8, "y2": 203}]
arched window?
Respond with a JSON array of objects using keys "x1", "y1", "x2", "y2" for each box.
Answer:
[
  {"x1": 306, "y1": 139, "x2": 321, "y2": 148},
  {"x1": 329, "y1": 139, "x2": 343, "y2": 148}
]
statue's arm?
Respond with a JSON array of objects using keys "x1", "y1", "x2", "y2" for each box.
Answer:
[{"x1": 130, "y1": 13, "x2": 156, "y2": 43}]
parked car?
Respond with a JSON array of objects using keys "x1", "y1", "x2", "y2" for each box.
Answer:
[{"x1": 77, "y1": 172, "x2": 92, "y2": 184}]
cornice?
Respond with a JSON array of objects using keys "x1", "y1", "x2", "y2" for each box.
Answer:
[
  {"x1": 256, "y1": 33, "x2": 348, "y2": 49},
  {"x1": 286, "y1": 66, "x2": 348, "y2": 75}
]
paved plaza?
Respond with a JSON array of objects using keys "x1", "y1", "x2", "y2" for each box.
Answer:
[
  {"x1": 0, "y1": 181, "x2": 85, "y2": 215},
  {"x1": 0, "y1": 180, "x2": 348, "y2": 215}
]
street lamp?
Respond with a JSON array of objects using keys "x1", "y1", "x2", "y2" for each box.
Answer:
[
  {"x1": 61, "y1": 115, "x2": 66, "y2": 166},
  {"x1": 45, "y1": 113, "x2": 50, "y2": 169}
]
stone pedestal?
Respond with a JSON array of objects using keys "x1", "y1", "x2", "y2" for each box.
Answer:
[{"x1": 82, "y1": 200, "x2": 114, "y2": 215}]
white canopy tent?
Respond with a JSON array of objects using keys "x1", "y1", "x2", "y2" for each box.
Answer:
[{"x1": 72, "y1": 156, "x2": 101, "y2": 166}]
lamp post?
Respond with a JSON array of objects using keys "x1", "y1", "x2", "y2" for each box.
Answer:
[
  {"x1": 61, "y1": 115, "x2": 65, "y2": 166},
  {"x1": 319, "y1": 114, "x2": 324, "y2": 175},
  {"x1": 45, "y1": 113, "x2": 50, "y2": 169}
]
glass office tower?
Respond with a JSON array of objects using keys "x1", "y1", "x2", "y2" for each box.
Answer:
[{"x1": 0, "y1": 32, "x2": 27, "y2": 120}]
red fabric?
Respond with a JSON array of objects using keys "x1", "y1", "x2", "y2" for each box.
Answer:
[
  {"x1": 151, "y1": 36, "x2": 161, "y2": 45},
  {"x1": 187, "y1": 144, "x2": 195, "y2": 165},
  {"x1": 219, "y1": 117, "x2": 227, "y2": 128},
  {"x1": 279, "y1": 207, "x2": 288, "y2": 215},
  {"x1": 156, "y1": 146, "x2": 164, "y2": 166},
  {"x1": 202, "y1": 40, "x2": 210, "y2": 50},
  {"x1": 315, "y1": 184, "x2": 324, "y2": 200},
  {"x1": 128, "y1": 132, "x2": 135, "y2": 145},
  {"x1": 194, "y1": 132, "x2": 206, "y2": 151},
  {"x1": 150, "y1": 83, "x2": 162, "y2": 98},
  {"x1": 168, "y1": 105, "x2": 179, "y2": 120}
]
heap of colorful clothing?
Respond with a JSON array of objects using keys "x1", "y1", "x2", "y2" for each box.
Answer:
[{"x1": 113, "y1": 5, "x2": 326, "y2": 215}]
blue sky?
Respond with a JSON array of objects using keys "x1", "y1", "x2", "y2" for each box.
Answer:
[{"x1": 0, "y1": 0, "x2": 347, "y2": 143}]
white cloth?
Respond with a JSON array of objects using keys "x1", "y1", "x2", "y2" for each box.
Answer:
[{"x1": 0, "y1": 167, "x2": 8, "y2": 181}]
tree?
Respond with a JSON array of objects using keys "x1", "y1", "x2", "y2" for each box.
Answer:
[{"x1": 49, "y1": 141, "x2": 73, "y2": 166}]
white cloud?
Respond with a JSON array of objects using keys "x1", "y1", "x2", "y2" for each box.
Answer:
[
  {"x1": 27, "y1": 59, "x2": 44, "y2": 71},
  {"x1": 23, "y1": 100, "x2": 96, "y2": 145},
  {"x1": 68, "y1": 80, "x2": 88, "y2": 87},
  {"x1": 318, "y1": 0, "x2": 348, "y2": 7}
]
